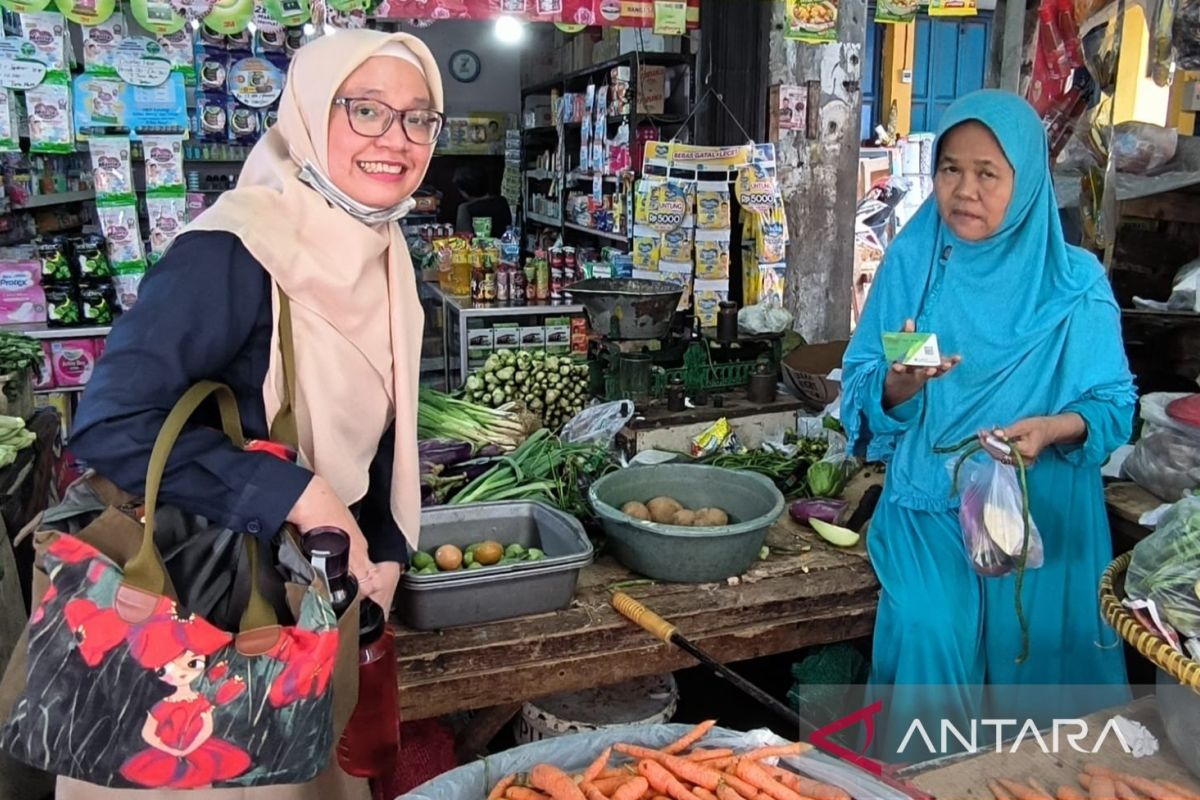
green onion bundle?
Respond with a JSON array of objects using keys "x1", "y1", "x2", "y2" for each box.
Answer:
[
  {"x1": 417, "y1": 387, "x2": 537, "y2": 452},
  {"x1": 449, "y1": 428, "x2": 615, "y2": 516}
]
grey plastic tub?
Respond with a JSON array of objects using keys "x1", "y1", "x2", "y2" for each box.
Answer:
[
  {"x1": 397, "y1": 501, "x2": 593, "y2": 630},
  {"x1": 588, "y1": 464, "x2": 785, "y2": 583}
]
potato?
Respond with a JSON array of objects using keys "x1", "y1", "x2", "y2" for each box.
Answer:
[
  {"x1": 647, "y1": 496, "x2": 684, "y2": 523},
  {"x1": 670, "y1": 509, "x2": 698, "y2": 527},
  {"x1": 694, "y1": 507, "x2": 730, "y2": 527},
  {"x1": 622, "y1": 501, "x2": 651, "y2": 521}
]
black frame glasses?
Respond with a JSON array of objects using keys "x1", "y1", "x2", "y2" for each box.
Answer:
[{"x1": 333, "y1": 97, "x2": 444, "y2": 145}]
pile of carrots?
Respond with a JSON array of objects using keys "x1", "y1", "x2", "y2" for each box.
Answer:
[
  {"x1": 989, "y1": 763, "x2": 1200, "y2": 800},
  {"x1": 484, "y1": 720, "x2": 851, "y2": 800}
]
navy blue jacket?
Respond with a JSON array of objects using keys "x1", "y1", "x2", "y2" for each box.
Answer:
[{"x1": 69, "y1": 230, "x2": 406, "y2": 564}]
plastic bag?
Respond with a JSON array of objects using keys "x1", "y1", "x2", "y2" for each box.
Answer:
[
  {"x1": 1134, "y1": 259, "x2": 1200, "y2": 313},
  {"x1": 1124, "y1": 393, "x2": 1200, "y2": 502},
  {"x1": 403, "y1": 723, "x2": 910, "y2": 800},
  {"x1": 560, "y1": 400, "x2": 635, "y2": 446},
  {"x1": 738, "y1": 303, "x2": 793, "y2": 335},
  {"x1": 1107, "y1": 121, "x2": 1179, "y2": 174},
  {"x1": 1126, "y1": 494, "x2": 1200, "y2": 639},
  {"x1": 956, "y1": 454, "x2": 1045, "y2": 577}
]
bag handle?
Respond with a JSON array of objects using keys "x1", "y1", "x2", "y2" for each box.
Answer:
[
  {"x1": 269, "y1": 288, "x2": 300, "y2": 449},
  {"x1": 122, "y1": 381, "x2": 276, "y2": 632}
]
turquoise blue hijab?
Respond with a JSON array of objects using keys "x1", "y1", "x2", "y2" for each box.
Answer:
[{"x1": 841, "y1": 90, "x2": 1135, "y2": 509}]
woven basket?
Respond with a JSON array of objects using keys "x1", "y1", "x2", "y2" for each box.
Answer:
[{"x1": 1099, "y1": 551, "x2": 1200, "y2": 692}]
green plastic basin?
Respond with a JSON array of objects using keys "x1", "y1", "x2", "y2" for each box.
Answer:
[{"x1": 588, "y1": 464, "x2": 785, "y2": 583}]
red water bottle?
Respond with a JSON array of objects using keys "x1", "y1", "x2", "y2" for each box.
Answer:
[{"x1": 337, "y1": 598, "x2": 400, "y2": 778}]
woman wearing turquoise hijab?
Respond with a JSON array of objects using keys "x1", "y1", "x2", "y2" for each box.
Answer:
[{"x1": 841, "y1": 90, "x2": 1135, "y2": 760}]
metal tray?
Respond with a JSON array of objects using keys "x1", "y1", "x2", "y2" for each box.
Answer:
[{"x1": 397, "y1": 501, "x2": 593, "y2": 630}]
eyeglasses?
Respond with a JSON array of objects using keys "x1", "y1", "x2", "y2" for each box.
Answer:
[{"x1": 333, "y1": 98, "x2": 444, "y2": 145}]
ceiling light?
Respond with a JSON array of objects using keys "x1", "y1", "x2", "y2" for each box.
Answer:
[{"x1": 494, "y1": 15, "x2": 525, "y2": 45}]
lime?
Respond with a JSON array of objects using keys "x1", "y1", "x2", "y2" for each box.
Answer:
[{"x1": 411, "y1": 551, "x2": 434, "y2": 570}]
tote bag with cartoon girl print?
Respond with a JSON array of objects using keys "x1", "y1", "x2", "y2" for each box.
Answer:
[{"x1": 0, "y1": 382, "x2": 341, "y2": 789}]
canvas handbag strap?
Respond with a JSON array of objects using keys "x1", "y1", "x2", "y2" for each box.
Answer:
[
  {"x1": 122, "y1": 381, "x2": 276, "y2": 631},
  {"x1": 269, "y1": 288, "x2": 300, "y2": 449}
]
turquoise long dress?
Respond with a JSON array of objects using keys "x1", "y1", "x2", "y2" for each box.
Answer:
[{"x1": 840, "y1": 91, "x2": 1135, "y2": 762}]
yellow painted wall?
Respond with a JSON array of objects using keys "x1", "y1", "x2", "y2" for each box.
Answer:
[
  {"x1": 880, "y1": 23, "x2": 916, "y2": 136},
  {"x1": 1167, "y1": 72, "x2": 1197, "y2": 136},
  {"x1": 1113, "y1": 3, "x2": 1171, "y2": 125}
]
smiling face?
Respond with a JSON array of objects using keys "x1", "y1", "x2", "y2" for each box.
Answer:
[
  {"x1": 326, "y1": 55, "x2": 435, "y2": 209},
  {"x1": 934, "y1": 120, "x2": 1015, "y2": 242}
]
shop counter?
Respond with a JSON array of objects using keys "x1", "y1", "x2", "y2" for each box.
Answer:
[{"x1": 392, "y1": 505, "x2": 880, "y2": 754}]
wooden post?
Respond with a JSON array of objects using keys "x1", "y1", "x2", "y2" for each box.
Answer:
[{"x1": 768, "y1": 0, "x2": 866, "y2": 342}]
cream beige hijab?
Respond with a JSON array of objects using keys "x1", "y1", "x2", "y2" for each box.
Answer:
[{"x1": 187, "y1": 30, "x2": 442, "y2": 551}]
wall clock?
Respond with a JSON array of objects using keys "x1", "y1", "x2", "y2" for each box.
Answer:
[{"x1": 449, "y1": 49, "x2": 481, "y2": 83}]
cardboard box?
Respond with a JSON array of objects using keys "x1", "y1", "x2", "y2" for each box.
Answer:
[
  {"x1": 637, "y1": 65, "x2": 667, "y2": 115},
  {"x1": 782, "y1": 340, "x2": 849, "y2": 410},
  {"x1": 544, "y1": 317, "x2": 571, "y2": 354},
  {"x1": 467, "y1": 327, "x2": 494, "y2": 365},
  {"x1": 520, "y1": 326, "x2": 546, "y2": 350},
  {"x1": 618, "y1": 29, "x2": 680, "y2": 55},
  {"x1": 572, "y1": 34, "x2": 595, "y2": 72},
  {"x1": 493, "y1": 323, "x2": 521, "y2": 350}
]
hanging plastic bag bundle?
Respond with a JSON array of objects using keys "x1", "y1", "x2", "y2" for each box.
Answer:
[{"x1": 955, "y1": 453, "x2": 1046, "y2": 577}]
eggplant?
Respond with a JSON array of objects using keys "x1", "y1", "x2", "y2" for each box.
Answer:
[
  {"x1": 789, "y1": 498, "x2": 849, "y2": 526},
  {"x1": 418, "y1": 439, "x2": 475, "y2": 470}
]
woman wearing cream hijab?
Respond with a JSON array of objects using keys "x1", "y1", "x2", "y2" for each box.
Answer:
[{"x1": 59, "y1": 29, "x2": 442, "y2": 799}]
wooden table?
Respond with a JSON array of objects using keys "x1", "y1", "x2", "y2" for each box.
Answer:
[
  {"x1": 903, "y1": 695, "x2": 1200, "y2": 796},
  {"x1": 392, "y1": 504, "x2": 881, "y2": 756}
]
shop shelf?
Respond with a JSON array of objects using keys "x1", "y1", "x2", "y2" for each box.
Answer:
[
  {"x1": 12, "y1": 190, "x2": 95, "y2": 210},
  {"x1": 35, "y1": 385, "x2": 86, "y2": 395},
  {"x1": 14, "y1": 325, "x2": 113, "y2": 340},
  {"x1": 563, "y1": 221, "x2": 629, "y2": 243},
  {"x1": 526, "y1": 212, "x2": 562, "y2": 227}
]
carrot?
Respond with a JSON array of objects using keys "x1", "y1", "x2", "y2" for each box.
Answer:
[
  {"x1": 507, "y1": 789, "x2": 552, "y2": 800},
  {"x1": 583, "y1": 748, "x2": 613, "y2": 783},
  {"x1": 717, "y1": 765, "x2": 760, "y2": 800},
  {"x1": 610, "y1": 779, "x2": 650, "y2": 800},
  {"x1": 997, "y1": 778, "x2": 1053, "y2": 800},
  {"x1": 1092, "y1": 771, "x2": 1179, "y2": 800},
  {"x1": 1030, "y1": 780, "x2": 1056, "y2": 799},
  {"x1": 637, "y1": 759, "x2": 703, "y2": 800},
  {"x1": 614, "y1": 744, "x2": 723, "y2": 790},
  {"x1": 714, "y1": 785, "x2": 749, "y2": 800},
  {"x1": 733, "y1": 759, "x2": 804, "y2": 800},
  {"x1": 706, "y1": 758, "x2": 736, "y2": 771},
  {"x1": 687, "y1": 749, "x2": 736, "y2": 762},
  {"x1": 664, "y1": 720, "x2": 718, "y2": 754},
  {"x1": 1115, "y1": 782, "x2": 1148, "y2": 800},
  {"x1": 530, "y1": 764, "x2": 588, "y2": 800},
  {"x1": 592, "y1": 776, "x2": 637, "y2": 794},
  {"x1": 580, "y1": 783, "x2": 608, "y2": 800},
  {"x1": 740, "y1": 744, "x2": 814, "y2": 762},
  {"x1": 489, "y1": 775, "x2": 518, "y2": 800},
  {"x1": 694, "y1": 789, "x2": 719, "y2": 800},
  {"x1": 990, "y1": 780, "x2": 1015, "y2": 800},
  {"x1": 1058, "y1": 787, "x2": 1089, "y2": 800},
  {"x1": 1088, "y1": 775, "x2": 1119, "y2": 800},
  {"x1": 762, "y1": 765, "x2": 850, "y2": 800},
  {"x1": 1156, "y1": 781, "x2": 1200, "y2": 800},
  {"x1": 601, "y1": 766, "x2": 639, "y2": 779}
]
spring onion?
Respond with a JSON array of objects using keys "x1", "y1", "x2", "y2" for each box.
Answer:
[{"x1": 417, "y1": 387, "x2": 537, "y2": 452}]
